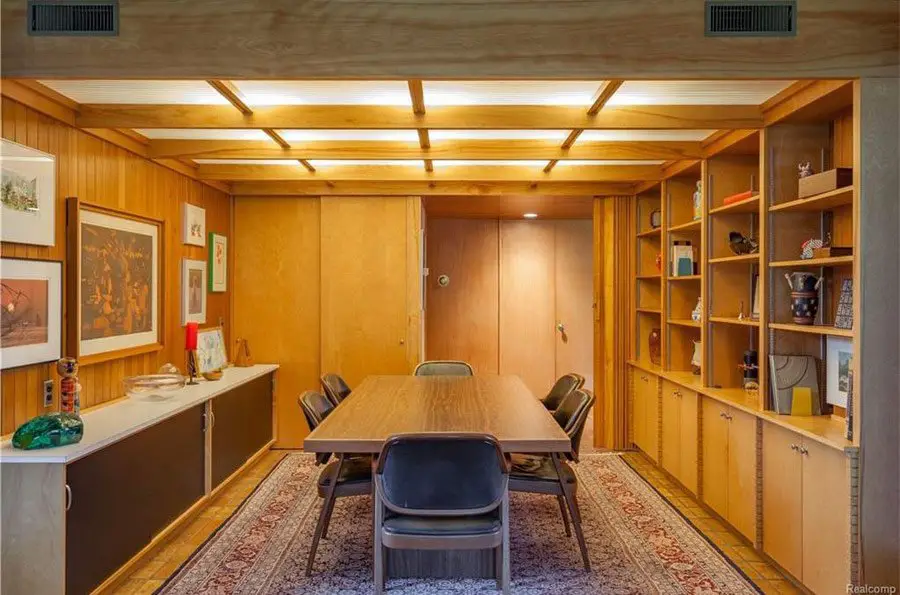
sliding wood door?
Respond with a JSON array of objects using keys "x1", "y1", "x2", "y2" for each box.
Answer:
[{"x1": 554, "y1": 220, "x2": 595, "y2": 390}]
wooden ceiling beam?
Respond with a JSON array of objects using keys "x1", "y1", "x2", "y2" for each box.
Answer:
[
  {"x1": 206, "y1": 80, "x2": 253, "y2": 115},
  {"x1": 147, "y1": 139, "x2": 703, "y2": 160},
  {"x1": 548, "y1": 79, "x2": 625, "y2": 173},
  {"x1": 231, "y1": 180, "x2": 632, "y2": 197},
  {"x1": 408, "y1": 79, "x2": 433, "y2": 172},
  {"x1": 74, "y1": 104, "x2": 763, "y2": 130},
  {"x1": 197, "y1": 163, "x2": 663, "y2": 182}
]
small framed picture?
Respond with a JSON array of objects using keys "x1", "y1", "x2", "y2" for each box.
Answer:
[
  {"x1": 197, "y1": 326, "x2": 228, "y2": 374},
  {"x1": 1, "y1": 139, "x2": 56, "y2": 246},
  {"x1": 182, "y1": 202, "x2": 206, "y2": 247},
  {"x1": 1, "y1": 258, "x2": 62, "y2": 369},
  {"x1": 750, "y1": 274, "x2": 761, "y2": 320},
  {"x1": 826, "y1": 336, "x2": 853, "y2": 408},
  {"x1": 208, "y1": 233, "x2": 227, "y2": 292},
  {"x1": 182, "y1": 259, "x2": 207, "y2": 325}
]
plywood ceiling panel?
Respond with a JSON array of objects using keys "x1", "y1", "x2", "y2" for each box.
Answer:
[
  {"x1": 577, "y1": 130, "x2": 717, "y2": 142},
  {"x1": 609, "y1": 81, "x2": 793, "y2": 105},
  {"x1": 136, "y1": 129, "x2": 272, "y2": 140},
  {"x1": 39, "y1": 80, "x2": 229, "y2": 104},
  {"x1": 278, "y1": 129, "x2": 420, "y2": 142},
  {"x1": 423, "y1": 195, "x2": 594, "y2": 219},
  {"x1": 232, "y1": 81, "x2": 412, "y2": 105},
  {"x1": 423, "y1": 81, "x2": 603, "y2": 106}
]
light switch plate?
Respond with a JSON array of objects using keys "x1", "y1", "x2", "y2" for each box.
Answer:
[{"x1": 43, "y1": 379, "x2": 54, "y2": 408}]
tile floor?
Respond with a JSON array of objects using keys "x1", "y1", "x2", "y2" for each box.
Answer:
[{"x1": 111, "y1": 445, "x2": 800, "y2": 594}]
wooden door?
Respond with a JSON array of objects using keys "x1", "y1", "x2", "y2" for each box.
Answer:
[
  {"x1": 499, "y1": 220, "x2": 556, "y2": 396},
  {"x1": 660, "y1": 381, "x2": 681, "y2": 479},
  {"x1": 554, "y1": 220, "x2": 594, "y2": 389},
  {"x1": 762, "y1": 421, "x2": 803, "y2": 579},
  {"x1": 801, "y1": 440, "x2": 850, "y2": 595},
  {"x1": 727, "y1": 407, "x2": 758, "y2": 541},
  {"x1": 321, "y1": 197, "x2": 420, "y2": 387},
  {"x1": 678, "y1": 388, "x2": 699, "y2": 494},
  {"x1": 425, "y1": 219, "x2": 499, "y2": 373},
  {"x1": 701, "y1": 397, "x2": 729, "y2": 518}
]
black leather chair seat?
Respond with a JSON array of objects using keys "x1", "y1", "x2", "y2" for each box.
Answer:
[
  {"x1": 317, "y1": 457, "x2": 373, "y2": 489},
  {"x1": 383, "y1": 511, "x2": 501, "y2": 536},
  {"x1": 509, "y1": 454, "x2": 576, "y2": 483}
]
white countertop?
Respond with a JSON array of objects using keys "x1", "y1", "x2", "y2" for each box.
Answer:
[{"x1": 0, "y1": 364, "x2": 278, "y2": 465}]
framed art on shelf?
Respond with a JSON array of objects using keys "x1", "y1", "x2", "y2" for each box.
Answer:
[
  {"x1": 66, "y1": 197, "x2": 163, "y2": 363},
  {"x1": 182, "y1": 202, "x2": 206, "y2": 247},
  {"x1": 1, "y1": 139, "x2": 56, "y2": 246},
  {"x1": 197, "y1": 326, "x2": 228, "y2": 374},
  {"x1": 182, "y1": 258, "x2": 207, "y2": 325},
  {"x1": 826, "y1": 336, "x2": 853, "y2": 408},
  {"x1": 1, "y1": 258, "x2": 62, "y2": 369},
  {"x1": 208, "y1": 233, "x2": 227, "y2": 292}
]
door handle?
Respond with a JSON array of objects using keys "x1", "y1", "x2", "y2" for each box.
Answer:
[
  {"x1": 65, "y1": 484, "x2": 72, "y2": 511},
  {"x1": 556, "y1": 322, "x2": 565, "y2": 333}
]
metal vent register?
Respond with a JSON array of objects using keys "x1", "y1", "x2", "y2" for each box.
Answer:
[
  {"x1": 28, "y1": 0, "x2": 118, "y2": 36},
  {"x1": 705, "y1": 1, "x2": 796, "y2": 36}
]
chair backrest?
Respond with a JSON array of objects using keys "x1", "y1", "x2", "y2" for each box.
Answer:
[
  {"x1": 552, "y1": 388, "x2": 595, "y2": 461},
  {"x1": 541, "y1": 373, "x2": 585, "y2": 410},
  {"x1": 298, "y1": 390, "x2": 334, "y2": 465},
  {"x1": 413, "y1": 360, "x2": 474, "y2": 376},
  {"x1": 375, "y1": 433, "x2": 508, "y2": 515},
  {"x1": 320, "y1": 373, "x2": 352, "y2": 406}
]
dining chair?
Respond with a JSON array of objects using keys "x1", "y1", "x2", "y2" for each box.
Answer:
[
  {"x1": 539, "y1": 373, "x2": 585, "y2": 411},
  {"x1": 320, "y1": 372, "x2": 352, "y2": 406},
  {"x1": 373, "y1": 433, "x2": 511, "y2": 594},
  {"x1": 413, "y1": 360, "x2": 474, "y2": 376},
  {"x1": 509, "y1": 388, "x2": 595, "y2": 571},
  {"x1": 298, "y1": 390, "x2": 373, "y2": 576}
]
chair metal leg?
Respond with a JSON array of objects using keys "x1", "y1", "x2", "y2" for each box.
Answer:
[
  {"x1": 374, "y1": 485, "x2": 385, "y2": 595},
  {"x1": 556, "y1": 494, "x2": 571, "y2": 537},
  {"x1": 306, "y1": 455, "x2": 344, "y2": 577},
  {"x1": 551, "y1": 453, "x2": 590, "y2": 571},
  {"x1": 321, "y1": 492, "x2": 337, "y2": 539},
  {"x1": 501, "y1": 491, "x2": 510, "y2": 595}
]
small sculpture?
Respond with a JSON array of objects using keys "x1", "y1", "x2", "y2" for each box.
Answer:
[
  {"x1": 57, "y1": 358, "x2": 80, "y2": 414},
  {"x1": 798, "y1": 161, "x2": 814, "y2": 178},
  {"x1": 729, "y1": 231, "x2": 759, "y2": 255},
  {"x1": 12, "y1": 412, "x2": 83, "y2": 450},
  {"x1": 691, "y1": 297, "x2": 702, "y2": 322},
  {"x1": 692, "y1": 180, "x2": 702, "y2": 220},
  {"x1": 785, "y1": 272, "x2": 823, "y2": 325},
  {"x1": 691, "y1": 341, "x2": 702, "y2": 375}
]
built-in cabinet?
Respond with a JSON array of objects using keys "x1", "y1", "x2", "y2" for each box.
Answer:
[
  {"x1": 631, "y1": 368, "x2": 659, "y2": 461},
  {"x1": 762, "y1": 422, "x2": 851, "y2": 595},
  {"x1": 211, "y1": 374, "x2": 274, "y2": 489},
  {"x1": 660, "y1": 380, "x2": 698, "y2": 494},
  {"x1": 701, "y1": 397, "x2": 757, "y2": 540}
]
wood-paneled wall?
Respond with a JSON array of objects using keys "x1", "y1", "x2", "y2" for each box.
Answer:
[{"x1": 1, "y1": 97, "x2": 232, "y2": 435}]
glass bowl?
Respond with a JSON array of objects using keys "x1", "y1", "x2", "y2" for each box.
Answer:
[{"x1": 123, "y1": 374, "x2": 186, "y2": 401}]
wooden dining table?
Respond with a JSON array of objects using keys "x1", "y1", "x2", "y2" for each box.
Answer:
[{"x1": 303, "y1": 374, "x2": 572, "y2": 579}]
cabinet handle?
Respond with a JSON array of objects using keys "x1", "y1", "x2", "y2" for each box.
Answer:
[
  {"x1": 790, "y1": 444, "x2": 799, "y2": 451},
  {"x1": 210, "y1": 410, "x2": 216, "y2": 429},
  {"x1": 65, "y1": 484, "x2": 72, "y2": 511},
  {"x1": 202, "y1": 412, "x2": 209, "y2": 432},
  {"x1": 798, "y1": 446, "x2": 809, "y2": 456},
  {"x1": 719, "y1": 412, "x2": 726, "y2": 419},
  {"x1": 724, "y1": 413, "x2": 733, "y2": 421},
  {"x1": 640, "y1": 375, "x2": 648, "y2": 382}
]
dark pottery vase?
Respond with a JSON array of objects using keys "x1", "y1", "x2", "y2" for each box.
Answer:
[{"x1": 791, "y1": 290, "x2": 819, "y2": 324}]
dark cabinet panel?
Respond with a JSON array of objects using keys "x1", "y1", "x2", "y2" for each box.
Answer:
[
  {"x1": 211, "y1": 374, "x2": 273, "y2": 489},
  {"x1": 65, "y1": 404, "x2": 205, "y2": 595}
]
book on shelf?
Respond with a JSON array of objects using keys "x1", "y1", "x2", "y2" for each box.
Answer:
[
  {"x1": 671, "y1": 241, "x2": 695, "y2": 277},
  {"x1": 722, "y1": 189, "x2": 756, "y2": 205}
]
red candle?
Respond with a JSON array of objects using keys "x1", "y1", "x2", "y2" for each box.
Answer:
[{"x1": 185, "y1": 322, "x2": 198, "y2": 350}]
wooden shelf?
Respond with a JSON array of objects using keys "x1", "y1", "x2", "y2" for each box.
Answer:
[
  {"x1": 636, "y1": 274, "x2": 662, "y2": 280},
  {"x1": 668, "y1": 319, "x2": 701, "y2": 328},
  {"x1": 769, "y1": 256, "x2": 853, "y2": 268},
  {"x1": 769, "y1": 322, "x2": 854, "y2": 337},
  {"x1": 627, "y1": 359, "x2": 661, "y2": 375},
  {"x1": 668, "y1": 274, "x2": 700, "y2": 281},
  {"x1": 668, "y1": 219, "x2": 701, "y2": 233},
  {"x1": 758, "y1": 410, "x2": 854, "y2": 452},
  {"x1": 636, "y1": 307, "x2": 662, "y2": 315},
  {"x1": 701, "y1": 385, "x2": 761, "y2": 414},
  {"x1": 709, "y1": 194, "x2": 760, "y2": 215},
  {"x1": 637, "y1": 227, "x2": 661, "y2": 238},
  {"x1": 709, "y1": 253, "x2": 759, "y2": 264},
  {"x1": 709, "y1": 316, "x2": 760, "y2": 327},
  {"x1": 769, "y1": 186, "x2": 853, "y2": 213}
]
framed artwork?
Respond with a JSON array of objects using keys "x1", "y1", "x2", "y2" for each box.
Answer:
[
  {"x1": 182, "y1": 202, "x2": 206, "y2": 247},
  {"x1": 834, "y1": 278, "x2": 853, "y2": 329},
  {"x1": 750, "y1": 274, "x2": 761, "y2": 320},
  {"x1": 208, "y1": 233, "x2": 227, "y2": 292},
  {"x1": 1, "y1": 258, "x2": 62, "y2": 369},
  {"x1": 182, "y1": 258, "x2": 207, "y2": 325},
  {"x1": 826, "y1": 336, "x2": 853, "y2": 408},
  {"x1": 1, "y1": 139, "x2": 56, "y2": 246},
  {"x1": 197, "y1": 326, "x2": 228, "y2": 373},
  {"x1": 67, "y1": 198, "x2": 162, "y2": 363}
]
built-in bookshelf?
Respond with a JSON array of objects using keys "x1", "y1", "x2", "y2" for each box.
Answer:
[{"x1": 633, "y1": 185, "x2": 663, "y2": 368}]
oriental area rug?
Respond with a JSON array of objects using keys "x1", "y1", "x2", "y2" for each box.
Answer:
[{"x1": 158, "y1": 453, "x2": 759, "y2": 594}]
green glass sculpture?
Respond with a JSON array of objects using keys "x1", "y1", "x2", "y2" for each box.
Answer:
[{"x1": 12, "y1": 413, "x2": 84, "y2": 450}]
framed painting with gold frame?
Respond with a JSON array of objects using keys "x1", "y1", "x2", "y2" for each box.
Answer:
[{"x1": 66, "y1": 197, "x2": 164, "y2": 364}]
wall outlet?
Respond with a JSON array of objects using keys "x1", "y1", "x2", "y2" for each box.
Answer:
[{"x1": 43, "y1": 379, "x2": 54, "y2": 408}]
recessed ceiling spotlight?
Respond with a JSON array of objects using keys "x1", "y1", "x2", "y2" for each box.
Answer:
[{"x1": 523, "y1": 213, "x2": 539, "y2": 219}]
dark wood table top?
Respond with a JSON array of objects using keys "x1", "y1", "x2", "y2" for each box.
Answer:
[{"x1": 303, "y1": 375, "x2": 571, "y2": 454}]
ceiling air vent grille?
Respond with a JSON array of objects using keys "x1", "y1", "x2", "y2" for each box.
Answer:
[
  {"x1": 28, "y1": 0, "x2": 118, "y2": 36},
  {"x1": 705, "y1": 1, "x2": 796, "y2": 36}
]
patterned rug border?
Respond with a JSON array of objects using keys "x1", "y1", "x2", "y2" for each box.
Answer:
[
  {"x1": 618, "y1": 453, "x2": 763, "y2": 595},
  {"x1": 154, "y1": 451, "x2": 766, "y2": 595}
]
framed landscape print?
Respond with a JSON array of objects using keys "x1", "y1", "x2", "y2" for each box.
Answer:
[
  {"x1": 197, "y1": 326, "x2": 228, "y2": 373},
  {"x1": 182, "y1": 258, "x2": 207, "y2": 325},
  {"x1": 1, "y1": 139, "x2": 56, "y2": 246},
  {"x1": 208, "y1": 232, "x2": 227, "y2": 292},
  {"x1": 826, "y1": 336, "x2": 853, "y2": 408},
  {"x1": 1, "y1": 258, "x2": 62, "y2": 369},
  {"x1": 67, "y1": 198, "x2": 162, "y2": 363},
  {"x1": 182, "y1": 202, "x2": 206, "y2": 247}
]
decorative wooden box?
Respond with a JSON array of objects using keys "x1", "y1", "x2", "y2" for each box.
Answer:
[{"x1": 798, "y1": 168, "x2": 852, "y2": 198}]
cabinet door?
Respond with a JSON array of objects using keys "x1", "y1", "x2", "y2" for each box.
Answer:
[
  {"x1": 761, "y1": 422, "x2": 803, "y2": 579},
  {"x1": 644, "y1": 375, "x2": 659, "y2": 462},
  {"x1": 212, "y1": 374, "x2": 274, "y2": 489},
  {"x1": 727, "y1": 407, "x2": 757, "y2": 541},
  {"x1": 701, "y1": 398, "x2": 729, "y2": 518},
  {"x1": 801, "y1": 440, "x2": 850, "y2": 595},
  {"x1": 660, "y1": 381, "x2": 681, "y2": 478},
  {"x1": 678, "y1": 388, "x2": 698, "y2": 494},
  {"x1": 632, "y1": 368, "x2": 646, "y2": 451},
  {"x1": 66, "y1": 405, "x2": 205, "y2": 594}
]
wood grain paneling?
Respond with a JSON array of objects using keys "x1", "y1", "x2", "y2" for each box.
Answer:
[
  {"x1": 0, "y1": 97, "x2": 231, "y2": 436},
  {"x1": 423, "y1": 195, "x2": 594, "y2": 219},
  {"x1": 233, "y1": 196, "x2": 319, "y2": 448},
  {"x1": 425, "y1": 219, "x2": 499, "y2": 373},
  {"x1": 554, "y1": 220, "x2": 594, "y2": 388}
]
